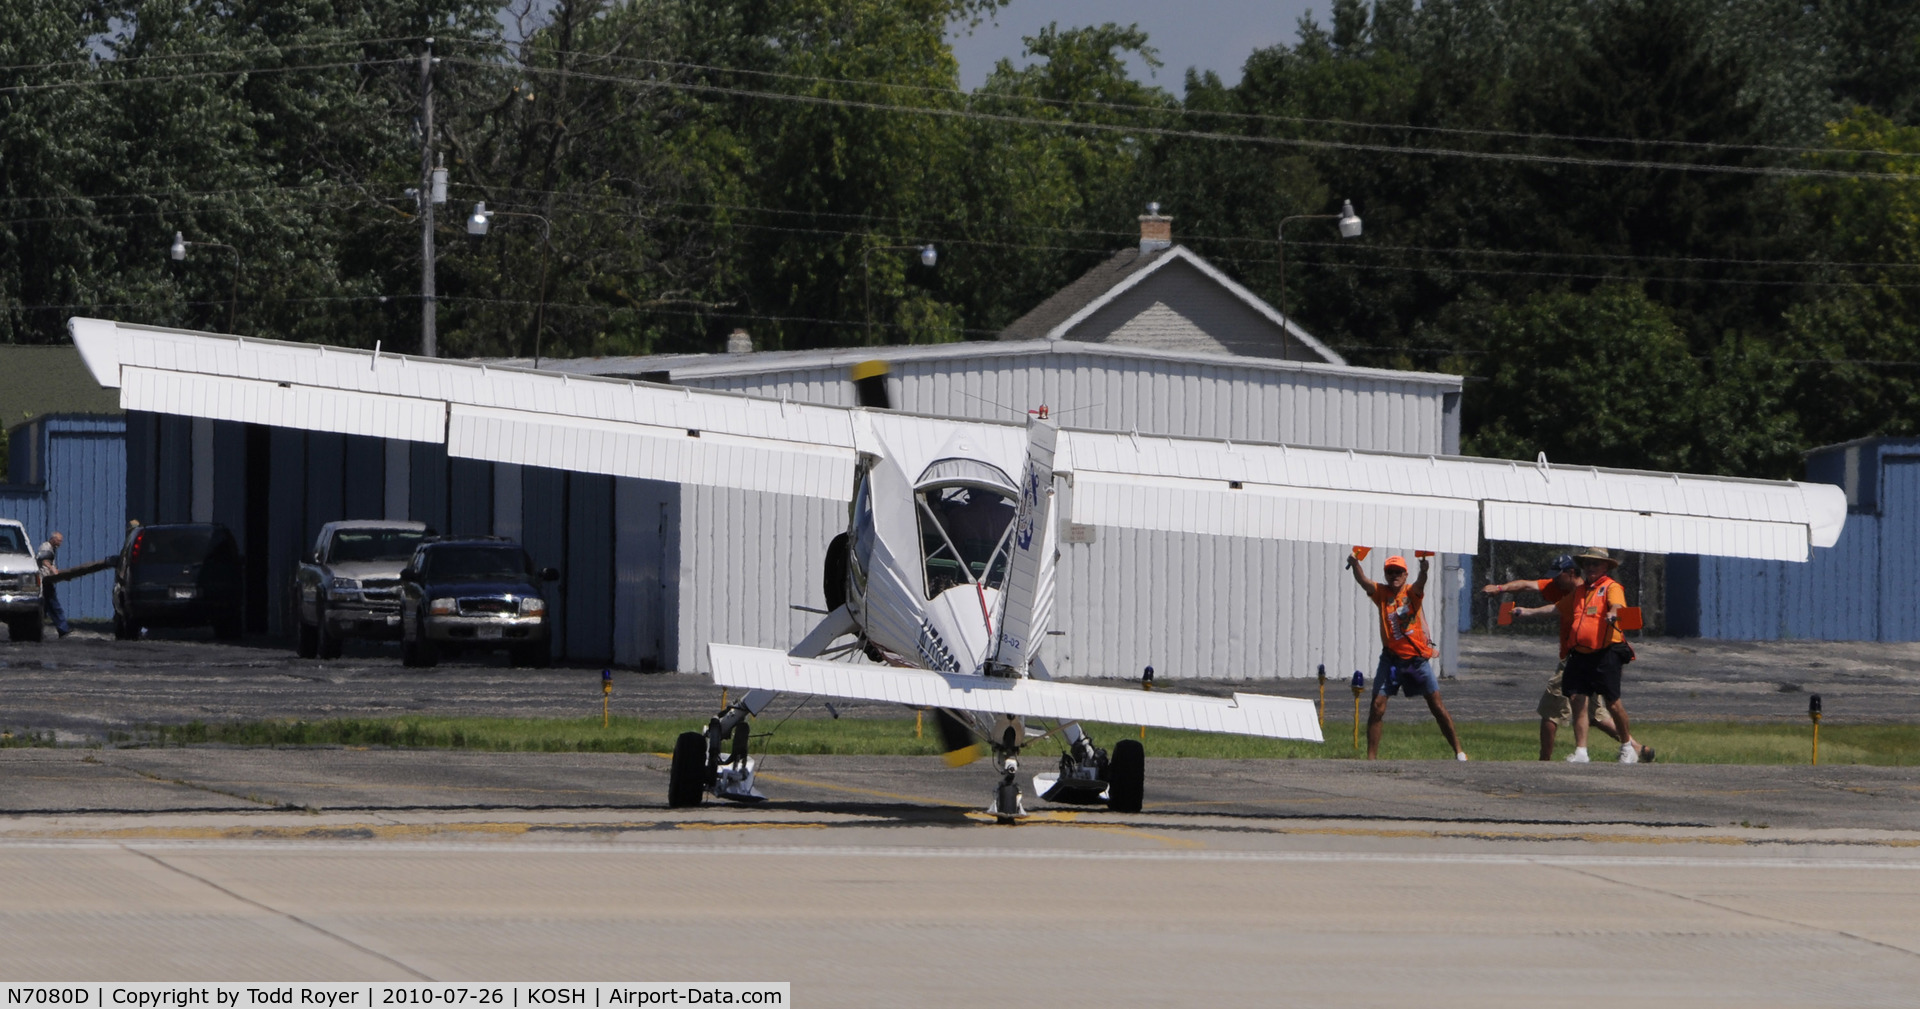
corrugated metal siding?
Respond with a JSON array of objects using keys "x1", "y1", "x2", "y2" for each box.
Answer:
[
  {"x1": 1677, "y1": 517, "x2": 1881, "y2": 641},
  {"x1": 42, "y1": 418, "x2": 126, "y2": 619},
  {"x1": 673, "y1": 351, "x2": 1456, "y2": 679},
  {"x1": 448, "y1": 458, "x2": 493, "y2": 536},
  {"x1": 305, "y1": 432, "x2": 346, "y2": 550},
  {"x1": 342, "y1": 436, "x2": 385, "y2": 520},
  {"x1": 1880, "y1": 461, "x2": 1920, "y2": 640},
  {"x1": 613, "y1": 477, "x2": 674, "y2": 669},
  {"x1": 1056, "y1": 531, "x2": 1444, "y2": 682},
  {"x1": 265, "y1": 426, "x2": 306, "y2": 635},
  {"x1": 521, "y1": 465, "x2": 568, "y2": 660},
  {"x1": 674, "y1": 485, "x2": 843, "y2": 673},
  {"x1": 567, "y1": 472, "x2": 615, "y2": 662}
]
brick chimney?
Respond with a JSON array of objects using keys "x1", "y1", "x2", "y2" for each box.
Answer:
[{"x1": 1138, "y1": 202, "x2": 1172, "y2": 253}]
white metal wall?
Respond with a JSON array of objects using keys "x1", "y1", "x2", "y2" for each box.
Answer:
[{"x1": 673, "y1": 349, "x2": 1459, "y2": 679}]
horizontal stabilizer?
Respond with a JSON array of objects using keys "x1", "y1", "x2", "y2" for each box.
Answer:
[{"x1": 712, "y1": 644, "x2": 1323, "y2": 743}]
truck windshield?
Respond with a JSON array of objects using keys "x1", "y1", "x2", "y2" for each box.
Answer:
[
  {"x1": 916, "y1": 483, "x2": 1016, "y2": 598},
  {"x1": 425, "y1": 546, "x2": 529, "y2": 581},
  {"x1": 329, "y1": 528, "x2": 426, "y2": 564},
  {"x1": 0, "y1": 527, "x2": 26, "y2": 555}
]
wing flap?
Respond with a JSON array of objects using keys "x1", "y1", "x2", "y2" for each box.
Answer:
[{"x1": 710, "y1": 644, "x2": 1324, "y2": 742}]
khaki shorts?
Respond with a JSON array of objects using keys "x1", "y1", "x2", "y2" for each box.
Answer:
[{"x1": 1539, "y1": 661, "x2": 1606, "y2": 726}]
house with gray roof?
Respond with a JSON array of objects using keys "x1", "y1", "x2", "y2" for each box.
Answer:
[{"x1": 997, "y1": 210, "x2": 1344, "y2": 365}]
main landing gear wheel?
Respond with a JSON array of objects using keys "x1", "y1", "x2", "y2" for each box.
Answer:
[
  {"x1": 1106, "y1": 738, "x2": 1144, "y2": 813},
  {"x1": 668, "y1": 730, "x2": 708, "y2": 808}
]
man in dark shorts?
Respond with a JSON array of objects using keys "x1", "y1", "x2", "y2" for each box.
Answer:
[
  {"x1": 1346, "y1": 550, "x2": 1467, "y2": 761},
  {"x1": 1561, "y1": 547, "x2": 1637, "y2": 763},
  {"x1": 1484, "y1": 554, "x2": 1649, "y2": 762}
]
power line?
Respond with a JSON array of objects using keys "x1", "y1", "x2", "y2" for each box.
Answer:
[
  {"x1": 0, "y1": 34, "x2": 428, "y2": 75},
  {"x1": 452, "y1": 57, "x2": 1920, "y2": 183},
  {"x1": 528, "y1": 43, "x2": 1920, "y2": 162},
  {"x1": 0, "y1": 57, "x2": 410, "y2": 95}
]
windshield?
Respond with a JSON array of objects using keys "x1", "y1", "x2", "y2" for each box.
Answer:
[
  {"x1": 329, "y1": 528, "x2": 426, "y2": 564},
  {"x1": 424, "y1": 546, "x2": 530, "y2": 582},
  {"x1": 916, "y1": 483, "x2": 1016, "y2": 598},
  {"x1": 130, "y1": 527, "x2": 231, "y2": 565},
  {"x1": 0, "y1": 527, "x2": 26, "y2": 555}
]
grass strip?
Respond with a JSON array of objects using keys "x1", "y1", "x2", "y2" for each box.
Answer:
[{"x1": 92, "y1": 716, "x2": 1920, "y2": 765}]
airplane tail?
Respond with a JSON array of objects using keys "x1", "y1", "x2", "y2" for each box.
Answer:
[{"x1": 987, "y1": 417, "x2": 1058, "y2": 675}]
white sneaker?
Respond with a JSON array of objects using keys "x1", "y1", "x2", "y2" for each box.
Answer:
[
  {"x1": 1619, "y1": 742, "x2": 1639, "y2": 764},
  {"x1": 1566, "y1": 748, "x2": 1590, "y2": 763}
]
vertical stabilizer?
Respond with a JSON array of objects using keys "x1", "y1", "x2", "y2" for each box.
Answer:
[{"x1": 988, "y1": 418, "x2": 1058, "y2": 675}]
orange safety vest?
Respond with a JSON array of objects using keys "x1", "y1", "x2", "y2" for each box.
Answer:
[
  {"x1": 1568, "y1": 575, "x2": 1627, "y2": 653},
  {"x1": 1538, "y1": 579, "x2": 1581, "y2": 659},
  {"x1": 1372, "y1": 583, "x2": 1435, "y2": 660}
]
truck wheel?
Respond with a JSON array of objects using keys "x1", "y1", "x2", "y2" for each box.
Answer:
[
  {"x1": 401, "y1": 620, "x2": 438, "y2": 668},
  {"x1": 295, "y1": 618, "x2": 318, "y2": 658},
  {"x1": 112, "y1": 608, "x2": 135, "y2": 641},
  {"x1": 214, "y1": 610, "x2": 243, "y2": 641},
  {"x1": 16, "y1": 614, "x2": 43, "y2": 643},
  {"x1": 315, "y1": 607, "x2": 341, "y2": 659}
]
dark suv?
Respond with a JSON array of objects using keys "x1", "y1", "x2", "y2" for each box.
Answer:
[
  {"x1": 113, "y1": 523, "x2": 245, "y2": 639},
  {"x1": 398, "y1": 538, "x2": 557, "y2": 667}
]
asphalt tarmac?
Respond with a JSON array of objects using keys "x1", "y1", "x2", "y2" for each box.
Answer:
[
  {"x1": 3, "y1": 749, "x2": 1919, "y2": 1003},
  {"x1": 4, "y1": 632, "x2": 1919, "y2": 1001},
  {"x1": 5, "y1": 629, "x2": 1919, "y2": 742}
]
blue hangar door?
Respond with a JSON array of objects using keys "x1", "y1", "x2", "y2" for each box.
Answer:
[{"x1": 1881, "y1": 458, "x2": 1920, "y2": 641}]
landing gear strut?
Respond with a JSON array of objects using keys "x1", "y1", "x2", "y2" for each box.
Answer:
[{"x1": 667, "y1": 690, "x2": 774, "y2": 807}]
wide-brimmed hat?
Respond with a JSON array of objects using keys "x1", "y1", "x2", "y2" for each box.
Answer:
[{"x1": 1573, "y1": 547, "x2": 1620, "y2": 569}]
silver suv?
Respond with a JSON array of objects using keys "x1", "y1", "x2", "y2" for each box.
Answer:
[
  {"x1": 0, "y1": 519, "x2": 42, "y2": 642},
  {"x1": 292, "y1": 521, "x2": 431, "y2": 659}
]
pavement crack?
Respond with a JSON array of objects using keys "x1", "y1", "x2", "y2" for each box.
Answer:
[
  {"x1": 95, "y1": 757, "x2": 309, "y2": 811},
  {"x1": 121, "y1": 844, "x2": 436, "y2": 979},
  {"x1": 1545, "y1": 861, "x2": 1920, "y2": 960}
]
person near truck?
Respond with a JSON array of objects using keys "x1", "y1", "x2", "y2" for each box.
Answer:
[
  {"x1": 1346, "y1": 550, "x2": 1468, "y2": 761},
  {"x1": 1484, "y1": 553, "x2": 1651, "y2": 763},
  {"x1": 37, "y1": 531, "x2": 69, "y2": 638}
]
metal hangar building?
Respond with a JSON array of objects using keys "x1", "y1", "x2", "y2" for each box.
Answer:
[{"x1": 77, "y1": 222, "x2": 1468, "y2": 681}]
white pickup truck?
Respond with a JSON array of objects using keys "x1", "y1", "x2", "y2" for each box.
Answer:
[
  {"x1": 291, "y1": 520, "x2": 431, "y2": 659},
  {"x1": 0, "y1": 519, "x2": 44, "y2": 642}
]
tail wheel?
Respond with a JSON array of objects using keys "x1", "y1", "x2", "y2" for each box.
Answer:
[
  {"x1": 822, "y1": 533, "x2": 850, "y2": 613},
  {"x1": 668, "y1": 731, "x2": 708, "y2": 808},
  {"x1": 1106, "y1": 738, "x2": 1144, "y2": 813}
]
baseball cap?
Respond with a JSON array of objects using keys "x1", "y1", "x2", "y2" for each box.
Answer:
[
  {"x1": 1383, "y1": 554, "x2": 1408, "y2": 571},
  {"x1": 1546, "y1": 553, "x2": 1576, "y2": 576}
]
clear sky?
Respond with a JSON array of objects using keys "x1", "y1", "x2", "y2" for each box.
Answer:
[{"x1": 947, "y1": 0, "x2": 1323, "y2": 92}]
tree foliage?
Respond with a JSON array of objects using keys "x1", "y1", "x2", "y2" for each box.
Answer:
[{"x1": 5, "y1": 0, "x2": 1920, "y2": 477}]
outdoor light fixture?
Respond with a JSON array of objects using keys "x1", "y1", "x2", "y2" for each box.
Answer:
[
  {"x1": 165, "y1": 231, "x2": 240, "y2": 332},
  {"x1": 467, "y1": 201, "x2": 491, "y2": 236},
  {"x1": 862, "y1": 241, "x2": 942, "y2": 344},
  {"x1": 1278, "y1": 199, "x2": 1364, "y2": 324},
  {"x1": 465, "y1": 202, "x2": 554, "y2": 367},
  {"x1": 1338, "y1": 199, "x2": 1363, "y2": 238}
]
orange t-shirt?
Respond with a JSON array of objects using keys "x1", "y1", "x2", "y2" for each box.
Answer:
[
  {"x1": 1371, "y1": 582, "x2": 1434, "y2": 660},
  {"x1": 1538, "y1": 579, "x2": 1582, "y2": 659},
  {"x1": 1568, "y1": 576, "x2": 1627, "y2": 653}
]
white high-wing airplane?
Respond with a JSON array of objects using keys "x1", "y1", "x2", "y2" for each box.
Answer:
[{"x1": 67, "y1": 319, "x2": 1850, "y2": 821}]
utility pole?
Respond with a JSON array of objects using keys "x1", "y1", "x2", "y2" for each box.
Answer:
[{"x1": 419, "y1": 37, "x2": 437, "y2": 357}]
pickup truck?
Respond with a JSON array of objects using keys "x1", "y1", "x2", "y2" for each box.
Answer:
[
  {"x1": 0, "y1": 519, "x2": 43, "y2": 642},
  {"x1": 292, "y1": 520, "x2": 431, "y2": 659},
  {"x1": 398, "y1": 537, "x2": 557, "y2": 668}
]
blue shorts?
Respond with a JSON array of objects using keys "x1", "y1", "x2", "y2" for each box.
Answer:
[{"x1": 1373, "y1": 654, "x2": 1439, "y2": 698}]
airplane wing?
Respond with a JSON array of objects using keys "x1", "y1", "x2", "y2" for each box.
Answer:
[
  {"x1": 71, "y1": 317, "x2": 1846, "y2": 561},
  {"x1": 1057, "y1": 429, "x2": 1846, "y2": 563},
  {"x1": 711, "y1": 644, "x2": 1324, "y2": 742}
]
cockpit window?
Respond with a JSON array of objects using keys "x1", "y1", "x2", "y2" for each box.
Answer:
[{"x1": 916, "y1": 483, "x2": 1017, "y2": 598}]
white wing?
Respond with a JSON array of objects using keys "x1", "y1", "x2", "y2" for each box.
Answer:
[
  {"x1": 711, "y1": 644, "x2": 1323, "y2": 741},
  {"x1": 71, "y1": 318, "x2": 1846, "y2": 561}
]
